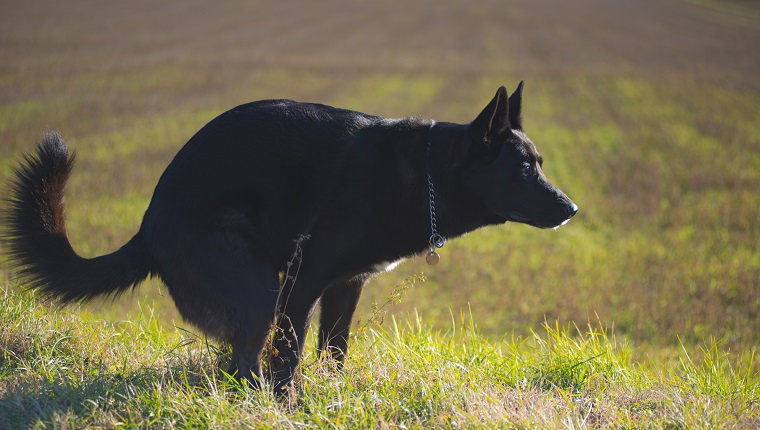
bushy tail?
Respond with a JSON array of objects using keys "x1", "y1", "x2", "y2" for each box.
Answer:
[{"x1": 2, "y1": 131, "x2": 150, "y2": 303}]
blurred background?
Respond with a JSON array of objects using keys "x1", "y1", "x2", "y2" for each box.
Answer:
[{"x1": 1, "y1": 0, "x2": 758, "y2": 356}]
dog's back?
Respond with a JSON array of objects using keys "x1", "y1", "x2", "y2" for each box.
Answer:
[{"x1": 140, "y1": 100, "x2": 428, "y2": 269}]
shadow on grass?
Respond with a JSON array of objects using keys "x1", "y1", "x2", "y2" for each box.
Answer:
[
  {"x1": 0, "y1": 366, "x2": 185, "y2": 427},
  {"x1": 0, "y1": 348, "x2": 243, "y2": 428}
]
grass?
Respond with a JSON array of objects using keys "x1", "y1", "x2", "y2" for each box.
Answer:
[{"x1": 1, "y1": 286, "x2": 758, "y2": 428}]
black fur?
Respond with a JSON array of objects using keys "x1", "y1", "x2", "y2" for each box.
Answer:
[
  {"x1": 3, "y1": 131, "x2": 149, "y2": 303},
  {"x1": 2, "y1": 83, "x2": 577, "y2": 394}
]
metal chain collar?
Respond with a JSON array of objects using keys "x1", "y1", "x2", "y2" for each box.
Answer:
[{"x1": 426, "y1": 121, "x2": 446, "y2": 265}]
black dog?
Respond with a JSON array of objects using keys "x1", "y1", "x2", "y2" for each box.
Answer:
[{"x1": 3, "y1": 82, "x2": 576, "y2": 393}]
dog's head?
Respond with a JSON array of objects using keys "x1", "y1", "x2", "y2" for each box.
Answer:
[{"x1": 461, "y1": 82, "x2": 577, "y2": 229}]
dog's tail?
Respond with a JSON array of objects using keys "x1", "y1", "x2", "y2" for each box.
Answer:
[{"x1": 2, "y1": 131, "x2": 151, "y2": 303}]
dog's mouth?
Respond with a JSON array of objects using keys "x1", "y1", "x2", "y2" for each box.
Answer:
[
  {"x1": 507, "y1": 211, "x2": 532, "y2": 223},
  {"x1": 553, "y1": 217, "x2": 572, "y2": 230},
  {"x1": 507, "y1": 211, "x2": 573, "y2": 229}
]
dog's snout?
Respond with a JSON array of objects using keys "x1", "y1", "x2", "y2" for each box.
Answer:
[{"x1": 567, "y1": 202, "x2": 578, "y2": 218}]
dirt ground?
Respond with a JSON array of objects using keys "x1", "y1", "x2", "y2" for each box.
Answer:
[{"x1": 1, "y1": 0, "x2": 758, "y2": 97}]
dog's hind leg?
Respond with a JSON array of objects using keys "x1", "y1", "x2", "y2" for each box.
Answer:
[
  {"x1": 317, "y1": 277, "x2": 365, "y2": 365},
  {"x1": 268, "y1": 281, "x2": 323, "y2": 395},
  {"x1": 215, "y1": 260, "x2": 280, "y2": 388},
  {"x1": 228, "y1": 317, "x2": 274, "y2": 389},
  {"x1": 157, "y1": 230, "x2": 280, "y2": 389}
]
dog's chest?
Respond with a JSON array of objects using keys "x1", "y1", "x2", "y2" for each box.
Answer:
[{"x1": 371, "y1": 259, "x2": 405, "y2": 273}]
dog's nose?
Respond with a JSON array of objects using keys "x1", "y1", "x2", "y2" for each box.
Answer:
[{"x1": 567, "y1": 202, "x2": 578, "y2": 218}]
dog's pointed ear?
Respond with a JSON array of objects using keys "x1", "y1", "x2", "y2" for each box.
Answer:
[
  {"x1": 508, "y1": 81, "x2": 524, "y2": 130},
  {"x1": 467, "y1": 86, "x2": 510, "y2": 159}
]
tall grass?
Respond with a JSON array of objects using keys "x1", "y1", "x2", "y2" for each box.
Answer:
[{"x1": 1, "y1": 286, "x2": 758, "y2": 428}]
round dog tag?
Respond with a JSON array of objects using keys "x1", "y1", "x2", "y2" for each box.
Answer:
[{"x1": 426, "y1": 250, "x2": 440, "y2": 266}]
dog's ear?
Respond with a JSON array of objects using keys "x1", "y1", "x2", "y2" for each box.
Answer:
[
  {"x1": 467, "y1": 86, "x2": 510, "y2": 161},
  {"x1": 508, "y1": 81, "x2": 524, "y2": 131}
]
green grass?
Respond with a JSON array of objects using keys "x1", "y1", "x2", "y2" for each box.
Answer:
[{"x1": 1, "y1": 286, "x2": 758, "y2": 428}]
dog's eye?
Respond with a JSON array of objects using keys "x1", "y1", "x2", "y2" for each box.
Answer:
[{"x1": 521, "y1": 163, "x2": 531, "y2": 175}]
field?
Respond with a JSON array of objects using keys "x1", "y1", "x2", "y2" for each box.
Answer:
[{"x1": 1, "y1": 0, "x2": 759, "y2": 427}]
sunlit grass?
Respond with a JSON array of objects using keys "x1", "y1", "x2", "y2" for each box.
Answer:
[{"x1": 1, "y1": 287, "x2": 757, "y2": 428}]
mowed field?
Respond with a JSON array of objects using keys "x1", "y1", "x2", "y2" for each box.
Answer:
[{"x1": 1, "y1": 0, "x2": 759, "y2": 367}]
